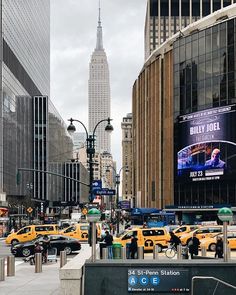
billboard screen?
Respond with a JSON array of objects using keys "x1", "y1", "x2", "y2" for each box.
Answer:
[{"x1": 177, "y1": 105, "x2": 236, "y2": 182}]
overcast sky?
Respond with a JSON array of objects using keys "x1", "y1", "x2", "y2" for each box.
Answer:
[{"x1": 51, "y1": 0, "x2": 146, "y2": 167}]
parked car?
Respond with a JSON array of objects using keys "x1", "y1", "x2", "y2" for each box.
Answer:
[
  {"x1": 114, "y1": 227, "x2": 170, "y2": 252},
  {"x1": 5, "y1": 224, "x2": 59, "y2": 245},
  {"x1": 180, "y1": 226, "x2": 223, "y2": 245},
  {"x1": 200, "y1": 232, "x2": 236, "y2": 251},
  {"x1": 173, "y1": 225, "x2": 200, "y2": 237},
  {"x1": 60, "y1": 223, "x2": 102, "y2": 241},
  {"x1": 11, "y1": 235, "x2": 81, "y2": 257}
]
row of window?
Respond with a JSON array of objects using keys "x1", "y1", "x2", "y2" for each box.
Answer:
[
  {"x1": 174, "y1": 182, "x2": 236, "y2": 206},
  {"x1": 150, "y1": 0, "x2": 234, "y2": 17},
  {"x1": 173, "y1": 19, "x2": 236, "y2": 115}
]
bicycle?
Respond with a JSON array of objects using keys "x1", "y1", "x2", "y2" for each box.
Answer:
[{"x1": 165, "y1": 244, "x2": 177, "y2": 258}]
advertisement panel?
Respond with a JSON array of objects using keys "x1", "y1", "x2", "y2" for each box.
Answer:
[{"x1": 177, "y1": 105, "x2": 236, "y2": 182}]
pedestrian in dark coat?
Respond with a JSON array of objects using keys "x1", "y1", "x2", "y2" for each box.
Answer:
[
  {"x1": 169, "y1": 232, "x2": 181, "y2": 249},
  {"x1": 129, "y1": 235, "x2": 138, "y2": 259},
  {"x1": 101, "y1": 230, "x2": 113, "y2": 259},
  {"x1": 188, "y1": 233, "x2": 200, "y2": 259},
  {"x1": 215, "y1": 236, "x2": 223, "y2": 258}
]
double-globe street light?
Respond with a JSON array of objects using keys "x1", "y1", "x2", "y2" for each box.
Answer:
[
  {"x1": 106, "y1": 165, "x2": 129, "y2": 234},
  {"x1": 67, "y1": 117, "x2": 113, "y2": 262},
  {"x1": 67, "y1": 117, "x2": 113, "y2": 203}
]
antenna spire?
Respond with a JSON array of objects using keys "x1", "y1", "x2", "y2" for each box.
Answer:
[
  {"x1": 96, "y1": 0, "x2": 103, "y2": 50},
  {"x1": 98, "y1": 0, "x2": 101, "y2": 26}
]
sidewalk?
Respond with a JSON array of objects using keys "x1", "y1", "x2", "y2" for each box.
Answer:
[{"x1": 0, "y1": 258, "x2": 62, "y2": 295}]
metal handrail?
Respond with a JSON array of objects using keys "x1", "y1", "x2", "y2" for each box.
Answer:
[{"x1": 191, "y1": 276, "x2": 236, "y2": 295}]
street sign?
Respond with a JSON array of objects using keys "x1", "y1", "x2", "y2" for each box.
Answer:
[
  {"x1": 92, "y1": 180, "x2": 102, "y2": 191},
  {"x1": 82, "y1": 208, "x2": 88, "y2": 215},
  {"x1": 119, "y1": 200, "x2": 131, "y2": 209},
  {"x1": 128, "y1": 268, "x2": 190, "y2": 292},
  {"x1": 27, "y1": 207, "x2": 33, "y2": 214},
  {"x1": 218, "y1": 207, "x2": 233, "y2": 222},
  {"x1": 95, "y1": 189, "x2": 116, "y2": 196}
]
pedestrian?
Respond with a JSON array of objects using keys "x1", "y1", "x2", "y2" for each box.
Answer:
[
  {"x1": 34, "y1": 241, "x2": 43, "y2": 254},
  {"x1": 188, "y1": 233, "x2": 200, "y2": 259},
  {"x1": 101, "y1": 230, "x2": 113, "y2": 259},
  {"x1": 169, "y1": 231, "x2": 181, "y2": 249},
  {"x1": 142, "y1": 222, "x2": 147, "y2": 228},
  {"x1": 129, "y1": 235, "x2": 138, "y2": 259},
  {"x1": 215, "y1": 236, "x2": 223, "y2": 258},
  {"x1": 42, "y1": 235, "x2": 51, "y2": 262},
  {"x1": 31, "y1": 241, "x2": 43, "y2": 265}
]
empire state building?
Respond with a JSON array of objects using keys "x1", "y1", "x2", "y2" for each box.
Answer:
[{"x1": 88, "y1": 5, "x2": 111, "y2": 153}]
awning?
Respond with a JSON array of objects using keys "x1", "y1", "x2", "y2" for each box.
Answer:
[{"x1": 131, "y1": 208, "x2": 160, "y2": 216}]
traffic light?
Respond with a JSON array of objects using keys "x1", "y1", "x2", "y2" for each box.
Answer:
[{"x1": 16, "y1": 171, "x2": 20, "y2": 185}]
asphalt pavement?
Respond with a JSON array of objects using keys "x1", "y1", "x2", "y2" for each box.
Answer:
[{"x1": 1, "y1": 237, "x2": 236, "y2": 295}]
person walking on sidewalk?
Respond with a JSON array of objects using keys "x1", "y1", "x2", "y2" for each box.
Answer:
[
  {"x1": 101, "y1": 230, "x2": 113, "y2": 259},
  {"x1": 188, "y1": 233, "x2": 200, "y2": 259},
  {"x1": 215, "y1": 236, "x2": 223, "y2": 258},
  {"x1": 130, "y1": 235, "x2": 138, "y2": 259}
]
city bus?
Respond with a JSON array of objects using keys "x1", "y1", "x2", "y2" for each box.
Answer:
[
  {"x1": 147, "y1": 212, "x2": 176, "y2": 227},
  {"x1": 130, "y1": 208, "x2": 175, "y2": 227}
]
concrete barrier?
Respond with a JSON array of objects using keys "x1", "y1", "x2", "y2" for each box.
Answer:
[
  {"x1": 7, "y1": 256, "x2": 15, "y2": 276},
  {"x1": 59, "y1": 244, "x2": 96, "y2": 295}
]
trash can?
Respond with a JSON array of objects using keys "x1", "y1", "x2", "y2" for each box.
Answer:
[
  {"x1": 99, "y1": 242, "x2": 107, "y2": 259},
  {"x1": 112, "y1": 242, "x2": 122, "y2": 259}
]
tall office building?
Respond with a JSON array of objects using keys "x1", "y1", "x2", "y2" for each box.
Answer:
[
  {"x1": 0, "y1": 2, "x2": 76, "y2": 214},
  {"x1": 0, "y1": 1, "x2": 50, "y2": 202},
  {"x1": 145, "y1": 0, "x2": 235, "y2": 59},
  {"x1": 88, "y1": 4, "x2": 111, "y2": 153},
  {"x1": 121, "y1": 113, "x2": 133, "y2": 203}
]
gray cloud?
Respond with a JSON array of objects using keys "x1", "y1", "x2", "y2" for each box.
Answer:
[{"x1": 51, "y1": 0, "x2": 146, "y2": 166}]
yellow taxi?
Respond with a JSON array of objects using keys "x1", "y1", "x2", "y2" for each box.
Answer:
[
  {"x1": 114, "y1": 227, "x2": 170, "y2": 252},
  {"x1": 200, "y1": 232, "x2": 236, "y2": 251},
  {"x1": 5, "y1": 224, "x2": 59, "y2": 244},
  {"x1": 173, "y1": 225, "x2": 199, "y2": 237},
  {"x1": 180, "y1": 226, "x2": 223, "y2": 245},
  {"x1": 60, "y1": 223, "x2": 102, "y2": 241}
]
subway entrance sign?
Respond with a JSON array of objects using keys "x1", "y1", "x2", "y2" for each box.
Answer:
[{"x1": 128, "y1": 268, "x2": 190, "y2": 292}]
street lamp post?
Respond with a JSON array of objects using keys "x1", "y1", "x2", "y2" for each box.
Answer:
[
  {"x1": 106, "y1": 165, "x2": 129, "y2": 235},
  {"x1": 217, "y1": 207, "x2": 233, "y2": 262},
  {"x1": 67, "y1": 117, "x2": 113, "y2": 262},
  {"x1": 67, "y1": 117, "x2": 113, "y2": 203}
]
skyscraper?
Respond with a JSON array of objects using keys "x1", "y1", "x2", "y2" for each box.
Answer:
[
  {"x1": 0, "y1": 1, "x2": 50, "y2": 201},
  {"x1": 145, "y1": 0, "x2": 235, "y2": 60},
  {"x1": 121, "y1": 113, "x2": 133, "y2": 203},
  {"x1": 88, "y1": 3, "x2": 111, "y2": 153},
  {"x1": 0, "y1": 2, "x2": 76, "y2": 213}
]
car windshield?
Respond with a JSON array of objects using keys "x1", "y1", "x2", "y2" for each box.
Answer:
[
  {"x1": 212, "y1": 232, "x2": 223, "y2": 238},
  {"x1": 116, "y1": 230, "x2": 125, "y2": 238}
]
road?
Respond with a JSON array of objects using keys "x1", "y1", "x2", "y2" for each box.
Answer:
[
  {"x1": 0, "y1": 239, "x2": 80, "y2": 261},
  {"x1": 1, "y1": 239, "x2": 236, "y2": 261}
]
